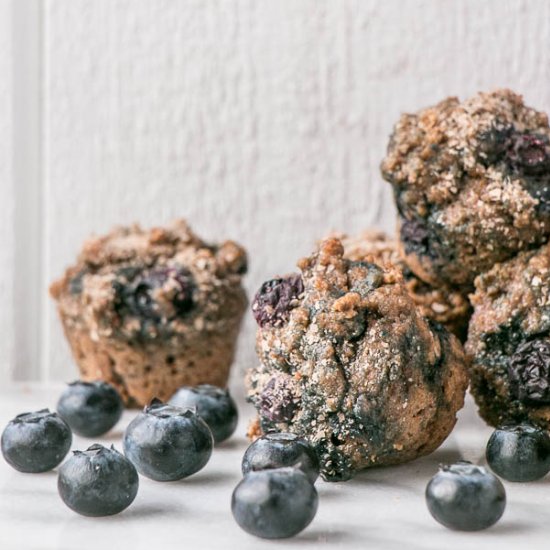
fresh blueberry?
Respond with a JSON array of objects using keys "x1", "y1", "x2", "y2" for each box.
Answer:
[
  {"x1": 426, "y1": 461, "x2": 506, "y2": 531},
  {"x1": 242, "y1": 432, "x2": 320, "y2": 483},
  {"x1": 57, "y1": 380, "x2": 124, "y2": 437},
  {"x1": 1, "y1": 409, "x2": 72, "y2": 473},
  {"x1": 486, "y1": 423, "x2": 550, "y2": 482},
  {"x1": 232, "y1": 468, "x2": 318, "y2": 539},
  {"x1": 123, "y1": 399, "x2": 213, "y2": 481},
  {"x1": 169, "y1": 384, "x2": 238, "y2": 444},
  {"x1": 58, "y1": 444, "x2": 138, "y2": 516}
]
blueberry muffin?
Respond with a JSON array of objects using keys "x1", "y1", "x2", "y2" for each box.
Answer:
[
  {"x1": 466, "y1": 242, "x2": 550, "y2": 428},
  {"x1": 339, "y1": 231, "x2": 471, "y2": 341},
  {"x1": 246, "y1": 238, "x2": 468, "y2": 481},
  {"x1": 50, "y1": 220, "x2": 247, "y2": 406},
  {"x1": 381, "y1": 89, "x2": 550, "y2": 289}
]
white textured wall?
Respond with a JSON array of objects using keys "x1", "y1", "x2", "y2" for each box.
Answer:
[
  {"x1": 0, "y1": 0, "x2": 14, "y2": 383},
  {"x1": 3, "y1": 0, "x2": 550, "y2": 383}
]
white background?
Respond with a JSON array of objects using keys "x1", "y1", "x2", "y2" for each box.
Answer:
[{"x1": 2, "y1": 0, "x2": 550, "y2": 384}]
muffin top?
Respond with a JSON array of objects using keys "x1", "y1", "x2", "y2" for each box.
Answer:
[
  {"x1": 381, "y1": 89, "x2": 550, "y2": 288},
  {"x1": 337, "y1": 230, "x2": 471, "y2": 340},
  {"x1": 247, "y1": 238, "x2": 467, "y2": 480},
  {"x1": 50, "y1": 220, "x2": 247, "y2": 344},
  {"x1": 466, "y1": 241, "x2": 550, "y2": 427}
]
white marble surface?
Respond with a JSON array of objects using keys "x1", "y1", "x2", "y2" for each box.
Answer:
[{"x1": 1, "y1": 384, "x2": 550, "y2": 550}]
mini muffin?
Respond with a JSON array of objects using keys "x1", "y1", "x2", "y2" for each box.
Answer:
[
  {"x1": 466, "y1": 242, "x2": 550, "y2": 428},
  {"x1": 338, "y1": 231, "x2": 471, "y2": 341},
  {"x1": 381, "y1": 89, "x2": 550, "y2": 289},
  {"x1": 50, "y1": 220, "x2": 247, "y2": 407},
  {"x1": 246, "y1": 238, "x2": 468, "y2": 481}
]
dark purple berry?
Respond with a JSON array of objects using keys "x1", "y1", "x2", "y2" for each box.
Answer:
[
  {"x1": 399, "y1": 218, "x2": 445, "y2": 262},
  {"x1": 258, "y1": 376, "x2": 298, "y2": 423},
  {"x1": 166, "y1": 267, "x2": 195, "y2": 314},
  {"x1": 508, "y1": 133, "x2": 550, "y2": 176},
  {"x1": 476, "y1": 125, "x2": 514, "y2": 165},
  {"x1": 252, "y1": 274, "x2": 304, "y2": 328},
  {"x1": 509, "y1": 339, "x2": 550, "y2": 405},
  {"x1": 400, "y1": 218, "x2": 430, "y2": 246},
  {"x1": 115, "y1": 265, "x2": 195, "y2": 323},
  {"x1": 134, "y1": 266, "x2": 194, "y2": 318}
]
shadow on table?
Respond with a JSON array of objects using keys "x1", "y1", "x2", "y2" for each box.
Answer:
[
  {"x1": 350, "y1": 447, "x2": 465, "y2": 493},
  {"x1": 215, "y1": 436, "x2": 248, "y2": 451},
  {"x1": 120, "y1": 502, "x2": 179, "y2": 520},
  {"x1": 292, "y1": 527, "x2": 362, "y2": 545},
  {"x1": 488, "y1": 520, "x2": 533, "y2": 535},
  {"x1": 175, "y1": 469, "x2": 237, "y2": 486}
]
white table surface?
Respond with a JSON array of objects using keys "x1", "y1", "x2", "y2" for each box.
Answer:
[{"x1": 1, "y1": 384, "x2": 549, "y2": 550}]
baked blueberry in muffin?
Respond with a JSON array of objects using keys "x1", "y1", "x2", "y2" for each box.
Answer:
[
  {"x1": 50, "y1": 220, "x2": 247, "y2": 406},
  {"x1": 466, "y1": 242, "x2": 550, "y2": 428},
  {"x1": 247, "y1": 238, "x2": 468, "y2": 481}
]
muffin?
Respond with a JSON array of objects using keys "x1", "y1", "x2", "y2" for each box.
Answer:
[
  {"x1": 246, "y1": 238, "x2": 468, "y2": 481},
  {"x1": 50, "y1": 220, "x2": 248, "y2": 406},
  {"x1": 466, "y1": 242, "x2": 550, "y2": 428},
  {"x1": 381, "y1": 89, "x2": 550, "y2": 290},
  {"x1": 338, "y1": 230, "x2": 471, "y2": 341}
]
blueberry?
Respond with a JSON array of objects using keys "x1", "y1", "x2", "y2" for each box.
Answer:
[
  {"x1": 58, "y1": 444, "x2": 138, "y2": 516},
  {"x1": 68, "y1": 269, "x2": 87, "y2": 295},
  {"x1": 232, "y1": 468, "x2": 318, "y2": 539},
  {"x1": 123, "y1": 399, "x2": 213, "y2": 481},
  {"x1": 1, "y1": 409, "x2": 72, "y2": 473},
  {"x1": 486, "y1": 424, "x2": 550, "y2": 482},
  {"x1": 168, "y1": 384, "x2": 238, "y2": 444},
  {"x1": 508, "y1": 339, "x2": 550, "y2": 405},
  {"x1": 425, "y1": 461, "x2": 506, "y2": 531},
  {"x1": 508, "y1": 132, "x2": 550, "y2": 176},
  {"x1": 257, "y1": 375, "x2": 298, "y2": 423},
  {"x1": 57, "y1": 380, "x2": 124, "y2": 437},
  {"x1": 133, "y1": 266, "x2": 194, "y2": 318},
  {"x1": 399, "y1": 217, "x2": 447, "y2": 263},
  {"x1": 242, "y1": 432, "x2": 320, "y2": 483},
  {"x1": 476, "y1": 125, "x2": 514, "y2": 165},
  {"x1": 114, "y1": 265, "x2": 195, "y2": 329},
  {"x1": 252, "y1": 274, "x2": 304, "y2": 328}
]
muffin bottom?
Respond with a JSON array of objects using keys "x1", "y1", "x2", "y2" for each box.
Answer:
[{"x1": 60, "y1": 323, "x2": 238, "y2": 407}]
